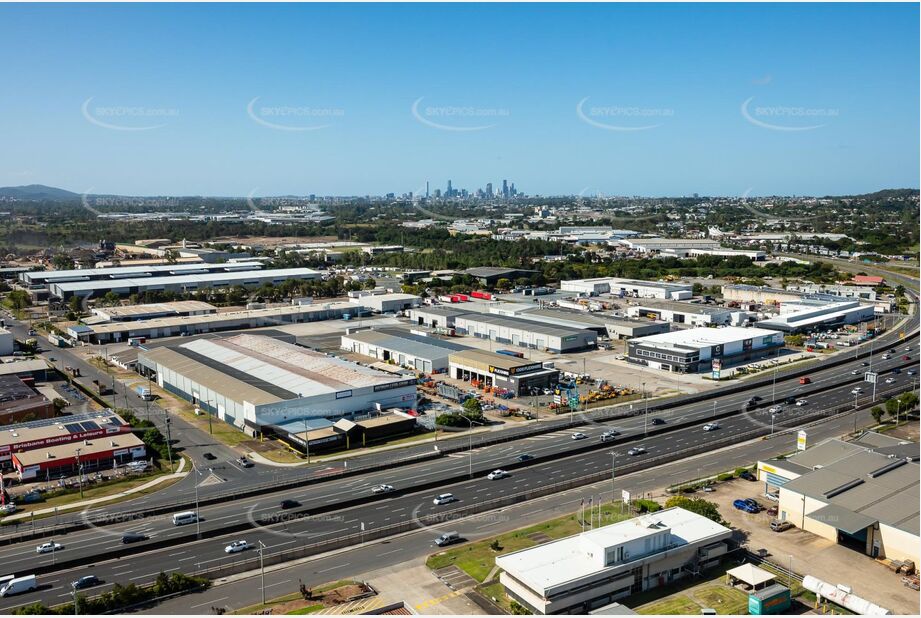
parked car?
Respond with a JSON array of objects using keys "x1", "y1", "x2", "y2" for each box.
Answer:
[
  {"x1": 743, "y1": 498, "x2": 761, "y2": 510},
  {"x1": 433, "y1": 493, "x2": 456, "y2": 506},
  {"x1": 739, "y1": 470, "x2": 756, "y2": 481},
  {"x1": 280, "y1": 499, "x2": 300, "y2": 510},
  {"x1": 36, "y1": 542, "x2": 63, "y2": 554},
  {"x1": 770, "y1": 520, "x2": 794, "y2": 532},
  {"x1": 224, "y1": 540, "x2": 249, "y2": 554},
  {"x1": 72, "y1": 575, "x2": 100, "y2": 590},
  {"x1": 434, "y1": 531, "x2": 462, "y2": 547},
  {"x1": 372, "y1": 484, "x2": 395, "y2": 494},
  {"x1": 627, "y1": 446, "x2": 646, "y2": 456},
  {"x1": 571, "y1": 432, "x2": 587, "y2": 440},
  {"x1": 487, "y1": 469, "x2": 509, "y2": 480},
  {"x1": 238, "y1": 457, "x2": 254, "y2": 468},
  {"x1": 0, "y1": 504, "x2": 17, "y2": 516},
  {"x1": 702, "y1": 423, "x2": 720, "y2": 432},
  {"x1": 732, "y1": 499, "x2": 758, "y2": 514},
  {"x1": 767, "y1": 506, "x2": 779, "y2": 516}
]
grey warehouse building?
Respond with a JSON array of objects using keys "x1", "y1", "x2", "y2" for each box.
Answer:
[
  {"x1": 453, "y1": 313, "x2": 597, "y2": 353},
  {"x1": 48, "y1": 267, "x2": 321, "y2": 299},
  {"x1": 21, "y1": 261, "x2": 264, "y2": 288},
  {"x1": 341, "y1": 328, "x2": 470, "y2": 373}
]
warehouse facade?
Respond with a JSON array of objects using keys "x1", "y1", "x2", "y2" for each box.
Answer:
[
  {"x1": 561, "y1": 277, "x2": 693, "y2": 300},
  {"x1": 625, "y1": 300, "x2": 742, "y2": 327},
  {"x1": 139, "y1": 334, "x2": 417, "y2": 434},
  {"x1": 757, "y1": 300, "x2": 875, "y2": 333},
  {"x1": 406, "y1": 306, "x2": 471, "y2": 330},
  {"x1": 341, "y1": 328, "x2": 469, "y2": 373},
  {"x1": 21, "y1": 261, "x2": 264, "y2": 289},
  {"x1": 453, "y1": 313, "x2": 597, "y2": 353},
  {"x1": 48, "y1": 267, "x2": 321, "y2": 299},
  {"x1": 627, "y1": 326, "x2": 783, "y2": 372},
  {"x1": 448, "y1": 349, "x2": 559, "y2": 395}
]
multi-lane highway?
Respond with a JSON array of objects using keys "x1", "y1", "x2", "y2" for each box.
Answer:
[{"x1": 0, "y1": 336, "x2": 915, "y2": 610}]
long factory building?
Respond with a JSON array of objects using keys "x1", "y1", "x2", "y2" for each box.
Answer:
[
  {"x1": 453, "y1": 313, "x2": 597, "y2": 353},
  {"x1": 627, "y1": 326, "x2": 784, "y2": 373},
  {"x1": 67, "y1": 301, "x2": 363, "y2": 344},
  {"x1": 139, "y1": 334, "x2": 417, "y2": 435},
  {"x1": 757, "y1": 299, "x2": 876, "y2": 333},
  {"x1": 48, "y1": 267, "x2": 322, "y2": 300},
  {"x1": 20, "y1": 261, "x2": 265, "y2": 288},
  {"x1": 341, "y1": 328, "x2": 470, "y2": 374},
  {"x1": 560, "y1": 277, "x2": 693, "y2": 300}
]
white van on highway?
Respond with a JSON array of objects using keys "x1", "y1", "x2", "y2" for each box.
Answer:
[
  {"x1": 172, "y1": 511, "x2": 199, "y2": 526},
  {"x1": 0, "y1": 574, "x2": 36, "y2": 597}
]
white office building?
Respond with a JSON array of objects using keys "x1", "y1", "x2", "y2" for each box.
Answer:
[
  {"x1": 627, "y1": 326, "x2": 783, "y2": 373},
  {"x1": 497, "y1": 507, "x2": 732, "y2": 614},
  {"x1": 561, "y1": 278, "x2": 692, "y2": 300}
]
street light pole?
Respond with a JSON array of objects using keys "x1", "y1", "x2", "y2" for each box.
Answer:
[
  {"x1": 193, "y1": 463, "x2": 201, "y2": 538},
  {"x1": 165, "y1": 416, "x2": 173, "y2": 469},
  {"x1": 610, "y1": 452, "x2": 616, "y2": 504},
  {"x1": 75, "y1": 447, "x2": 83, "y2": 499},
  {"x1": 459, "y1": 413, "x2": 475, "y2": 477},
  {"x1": 258, "y1": 541, "x2": 267, "y2": 606},
  {"x1": 642, "y1": 382, "x2": 648, "y2": 436},
  {"x1": 72, "y1": 582, "x2": 78, "y2": 616}
]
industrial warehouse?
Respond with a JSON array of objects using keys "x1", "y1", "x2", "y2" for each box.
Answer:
[
  {"x1": 348, "y1": 292, "x2": 421, "y2": 313},
  {"x1": 496, "y1": 507, "x2": 733, "y2": 614},
  {"x1": 406, "y1": 306, "x2": 470, "y2": 330},
  {"x1": 453, "y1": 313, "x2": 597, "y2": 353},
  {"x1": 89, "y1": 300, "x2": 218, "y2": 322},
  {"x1": 18, "y1": 261, "x2": 265, "y2": 288},
  {"x1": 757, "y1": 434, "x2": 919, "y2": 568},
  {"x1": 560, "y1": 277, "x2": 693, "y2": 300},
  {"x1": 448, "y1": 349, "x2": 559, "y2": 395},
  {"x1": 757, "y1": 299, "x2": 876, "y2": 333},
  {"x1": 138, "y1": 334, "x2": 417, "y2": 434},
  {"x1": 625, "y1": 299, "x2": 746, "y2": 327},
  {"x1": 627, "y1": 326, "x2": 784, "y2": 372},
  {"x1": 341, "y1": 328, "x2": 470, "y2": 373},
  {"x1": 67, "y1": 301, "x2": 364, "y2": 344},
  {"x1": 47, "y1": 267, "x2": 321, "y2": 299}
]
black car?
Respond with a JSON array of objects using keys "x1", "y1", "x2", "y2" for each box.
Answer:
[
  {"x1": 72, "y1": 575, "x2": 101, "y2": 590},
  {"x1": 650, "y1": 418, "x2": 666, "y2": 425},
  {"x1": 122, "y1": 532, "x2": 148, "y2": 544},
  {"x1": 517, "y1": 454, "x2": 535, "y2": 462},
  {"x1": 280, "y1": 499, "x2": 300, "y2": 510},
  {"x1": 739, "y1": 470, "x2": 756, "y2": 481},
  {"x1": 202, "y1": 452, "x2": 217, "y2": 461},
  {"x1": 784, "y1": 396, "x2": 796, "y2": 405},
  {"x1": 751, "y1": 395, "x2": 762, "y2": 401}
]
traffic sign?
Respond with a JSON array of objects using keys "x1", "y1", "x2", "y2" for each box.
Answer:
[{"x1": 864, "y1": 372, "x2": 878, "y2": 384}]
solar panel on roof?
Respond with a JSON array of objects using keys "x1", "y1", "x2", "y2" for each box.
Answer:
[
  {"x1": 80, "y1": 421, "x2": 99, "y2": 431},
  {"x1": 64, "y1": 423, "x2": 82, "y2": 434}
]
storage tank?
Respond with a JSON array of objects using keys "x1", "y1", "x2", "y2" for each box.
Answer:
[{"x1": 802, "y1": 575, "x2": 890, "y2": 615}]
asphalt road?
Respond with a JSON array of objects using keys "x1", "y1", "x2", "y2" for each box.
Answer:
[{"x1": 0, "y1": 353, "x2": 913, "y2": 611}]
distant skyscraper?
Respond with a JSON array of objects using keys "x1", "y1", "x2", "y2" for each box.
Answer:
[
  {"x1": 486, "y1": 182, "x2": 493, "y2": 198},
  {"x1": 426, "y1": 181, "x2": 429, "y2": 198},
  {"x1": 447, "y1": 180, "x2": 453, "y2": 197},
  {"x1": 434, "y1": 188, "x2": 442, "y2": 198},
  {"x1": 502, "y1": 179, "x2": 509, "y2": 199},
  {"x1": 510, "y1": 183, "x2": 516, "y2": 196}
]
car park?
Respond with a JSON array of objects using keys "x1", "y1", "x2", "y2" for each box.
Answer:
[
  {"x1": 372, "y1": 484, "x2": 395, "y2": 494},
  {"x1": 487, "y1": 469, "x2": 509, "y2": 480},
  {"x1": 433, "y1": 493, "x2": 456, "y2": 505},
  {"x1": 225, "y1": 540, "x2": 249, "y2": 554},
  {"x1": 702, "y1": 423, "x2": 720, "y2": 431},
  {"x1": 36, "y1": 542, "x2": 63, "y2": 554},
  {"x1": 770, "y1": 520, "x2": 794, "y2": 532},
  {"x1": 627, "y1": 446, "x2": 646, "y2": 456},
  {"x1": 72, "y1": 575, "x2": 100, "y2": 590},
  {"x1": 571, "y1": 432, "x2": 587, "y2": 440},
  {"x1": 280, "y1": 499, "x2": 300, "y2": 509}
]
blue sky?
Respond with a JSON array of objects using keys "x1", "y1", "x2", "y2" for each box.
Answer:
[{"x1": 0, "y1": 2, "x2": 918, "y2": 197}]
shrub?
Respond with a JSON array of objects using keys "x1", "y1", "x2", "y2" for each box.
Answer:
[{"x1": 634, "y1": 499, "x2": 662, "y2": 513}]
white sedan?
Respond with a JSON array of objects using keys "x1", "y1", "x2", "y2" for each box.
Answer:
[
  {"x1": 702, "y1": 423, "x2": 720, "y2": 432},
  {"x1": 487, "y1": 469, "x2": 509, "y2": 480},
  {"x1": 371, "y1": 484, "x2": 394, "y2": 494},
  {"x1": 571, "y1": 432, "x2": 587, "y2": 440},
  {"x1": 795, "y1": 399, "x2": 808, "y2": 407},
  {"x1": 36, "y1": 542, "x2": 63, "y2": 554},
  {"x1": 224, "y1": 540, "x2": 250, "y2": 554}
]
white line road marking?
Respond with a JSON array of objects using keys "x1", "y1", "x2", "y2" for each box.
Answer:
[
  {"x1": 191, "y1": 596, "x2": 228, "y2": 609},
  {"x1": 317, "y1": 563, "x2": 349, "y2": 573}
]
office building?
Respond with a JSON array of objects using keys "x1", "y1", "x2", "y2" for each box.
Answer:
[
  {"x1": 627, "y1": 326, "x2": 783, "y2": 373},
  {"x1": 497, "y1": 507, "x2": 732, "y2": 614},
  {"x1": 448, "y1": 349, "x2": 559, "y2": 395}
]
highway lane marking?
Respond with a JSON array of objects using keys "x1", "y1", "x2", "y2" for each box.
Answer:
[
  {"x1": 168, "y1": 550, "x2": 187, "y2": 556},
  {"x1": 191, "y1": 596, "x2": 228, "y2": 609},
  {"x1": 378, "y1": 548, "x2": 403, "y2": 556},
  {"x1": 316, "y1": 563, "x2": 349, "y2": 573},
  {"x1": 130, "y1": 568, "x2": 176, "y2": 581}
]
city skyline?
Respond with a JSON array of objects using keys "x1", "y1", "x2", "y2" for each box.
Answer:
[{"x1": 0, "y1": 3, "x2": 918, "y2": 197}]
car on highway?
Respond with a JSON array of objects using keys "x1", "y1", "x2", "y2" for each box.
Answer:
[
  {"x1": 770, "y1": 520, "x2": 794, "y2": 532},
  {"x1": 434, "y1": 531, "x2": 462, "y2": 547},
  {"x1": 850, "y1": 370, "x2": 861, "y2": 375},
  {"x1": 784, "y1": 396, "x2": 796, "y2": 405},
  {"x1": 600, "y1": 430, "x2": 619, "y2": 442},
  {"x1": 768, "y1": 405, "x2": 782, "y2": 414},
  {"x1": 72, "y1": 575, "x2": 100, "y2": 590},
  {"x1": 650, "y1": 418, "x2": 666, "y2": 425},
  {"x1": 371, "y1": 484, "x2": 395, "y2": 494},
  {"x1": 902, "y1": 355, "x2": 911, "y2": 361},
  {"x1": 36, "y1": 542, "x2": 63, "y2": 554},
  {"x1": 487, "y1": 469, "x2": 509, "y2": 480},
  {"x1": 906, "y1": 347, "x2": 913, "y2": 352},
  {"x1": 571, "y1": 432, "x2": 587, "y2": 440},
  {"x1": 882, "y1": 354, "x2": 891, "y2": 360},
  {"x1": 516, "y1": 453, "x2": 534, "y2": 462},
  {"x1": 238, "y1": 457, "x2": 254, "y2": 468},
  {"x1": 798, "y1": 377, "x2": 811, "y2": 385},
  {"x1": 702, "y1": 423, "x2": 720, "y2": 432},
  {"x1": 202, "y1": 452, "x2": 217, "y2": 461},
  {"x1": 893, "y1": 367, "x2": 901, "y2": 374},
  {"x1": 433, "y1": 493, "x2": 456, "y2": 506},
  {"x1": 861, "y1": 362, "x2": 870, "y2": 367},
  {"x1": 885, "y1": 377, "x2": 897, "y2": 384},
  {"x1": 732, "y1": 499, "x2": 758, "y2": 514},
  {"x1": 795, "y1": 399, "x2": 808, "y2": 406},
  {"x1": 224, "y1": 540, "x2": 249, "y2": 554},
  {"x1": 280, "y1": 499, "x2": 300, "y2": 510},
  {"x1": 908, "y1": 369, "x2": 917, "y2": 376},
  {"x1": 851, "y1": 387, "x2": 863, "y2": 395},
  {"x1": 627, "y1": 446, "x2": 646, "y2": 456},
  {"x1": 121, "y1": 532, "x2": 148, "y2": 544}
]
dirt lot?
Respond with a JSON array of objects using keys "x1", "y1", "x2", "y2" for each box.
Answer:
[{"x1": 709, "y1": 479, "x2": 919, "y2": 615}]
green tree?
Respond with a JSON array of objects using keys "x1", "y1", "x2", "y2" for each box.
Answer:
[
  {"x1": 462, "y1": 397, "x2": 483, "y2": 417},
  {"x1": 51, "y1": 254, "x2": 74, "y2": 270},
  {"x1": 870, "y1": 406, "x2": 885, "y2": 425},
  {"x1": 68, "y1": 295, "x2": 83, "y2": 315},
  {"x1": 4, "y1": 289, "x2": 31, "y2": 311},
  {"x1": 495, "y1": 278, "x2": 512, "y2": 291},
  {"x1": 664, "y1": 496, "x2": 725, "y2": 525}
]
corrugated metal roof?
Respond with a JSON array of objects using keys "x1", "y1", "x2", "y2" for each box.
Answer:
[
  {"x1": 344, "y1": 329, "x2": 469, "y2": 361},
  {"x1": 455, "y1": 313, "x2": 593, "y2": 338}
]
